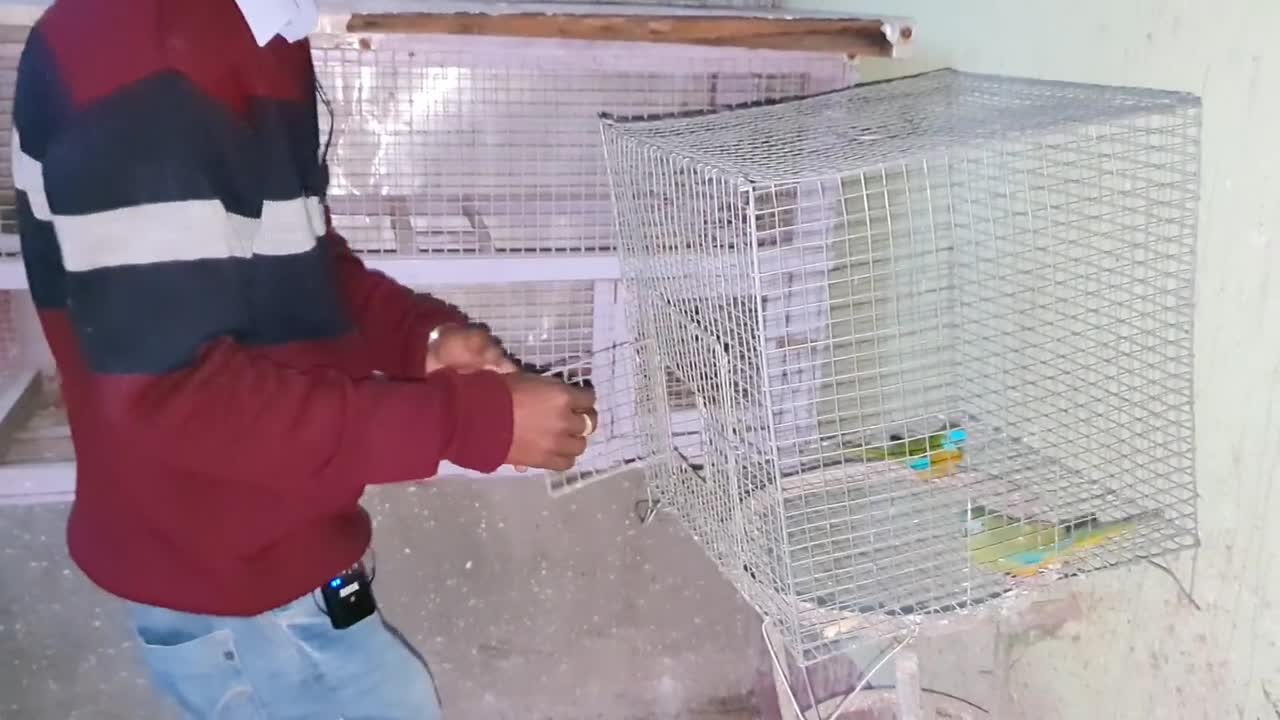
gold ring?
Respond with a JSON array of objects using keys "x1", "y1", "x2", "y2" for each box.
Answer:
[{"x1": 580, "y1": 413, "x2": 596, "y2": 438}]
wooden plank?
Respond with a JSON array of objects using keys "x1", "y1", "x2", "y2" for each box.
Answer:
[{"x1": 347, "y1": 4, "x2": 912, "y2": 58}]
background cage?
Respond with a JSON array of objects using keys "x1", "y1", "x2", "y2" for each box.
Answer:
[
  {"x1": 0, "y1": 14, "x2": 864, "y2": 499},
  {"x1": 601, "y1": 69, "x2": 1201, "y2": 664}
]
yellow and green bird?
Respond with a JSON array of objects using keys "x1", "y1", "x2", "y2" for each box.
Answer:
[
  {"x1": 964, "y1": 505, "x2": 1155, "y2": 578},
  {"x1": 853, "y1": 427, "x2": 967, "y2": 481}
]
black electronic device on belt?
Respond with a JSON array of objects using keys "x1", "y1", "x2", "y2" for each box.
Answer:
[{"x1": 320, "y1": 563, "x2": 378, "y2": 630}]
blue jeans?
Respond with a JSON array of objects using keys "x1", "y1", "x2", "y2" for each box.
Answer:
[{"x1": 127, "y1": 593, "x2": 442, "y2": 719}]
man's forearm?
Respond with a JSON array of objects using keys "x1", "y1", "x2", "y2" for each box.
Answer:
[{"x1": 324, "y1": 229, "x2": 467, "y2": 379}]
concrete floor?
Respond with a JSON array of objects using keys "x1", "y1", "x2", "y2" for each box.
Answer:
[{"x1": 0, "y1": 473, "x2": 769, "y2": 719}]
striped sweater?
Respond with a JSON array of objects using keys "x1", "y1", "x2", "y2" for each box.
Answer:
[{"x1": 12, "y1": 0, "x2": 514, "y2": 615}]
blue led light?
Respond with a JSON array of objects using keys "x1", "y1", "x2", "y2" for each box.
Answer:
[{"x1": 330, "y1": 578, "x2": 342, "y2": 588}]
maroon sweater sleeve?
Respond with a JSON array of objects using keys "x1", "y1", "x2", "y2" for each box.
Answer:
[
  {"x1": 115, "y1": 340, "x2": 514, "y2": 483},
  {"x1": 323, "y1": 215, "x2": 468, "y2": 381}
]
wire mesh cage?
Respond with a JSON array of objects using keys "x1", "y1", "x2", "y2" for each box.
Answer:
[
  {"x1": 311, "y1": 33, "x2": 850, "y2": 258},
  {"x1": 601, "y1": 69, "x2": 1201, "y2": 663},
  {"x1": 306, "y1": 32, "x2": 852, "y2": 490}
]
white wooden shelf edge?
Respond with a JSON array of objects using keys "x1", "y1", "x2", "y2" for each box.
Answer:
[
  {"x1": 0, "y1": 461, "x2": 75, "y2": 506},
  {"x1": 0, "y1": 252, "x2": 622, "y2": 290},
  {"x1": 0, "y1": 460, "x2": 594, "y2": 507}
]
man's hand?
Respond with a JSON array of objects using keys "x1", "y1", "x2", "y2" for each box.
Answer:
[
  {"x1": 503, "y1": 373, "x2": 598, "y2": 472},
  {"x1": 425, "y1": 323, "x2": 518, "y2": 375}
]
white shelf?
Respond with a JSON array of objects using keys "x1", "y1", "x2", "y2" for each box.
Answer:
[
  {"x1": 0, "y1": 252, "x2": 621, "y2": 290},
  {"x1": 0, "y1": 461, "x2": 74, "y2": 505},
  {"x1": 0, "y1": 459, "x2": 632, "y2": 507}
]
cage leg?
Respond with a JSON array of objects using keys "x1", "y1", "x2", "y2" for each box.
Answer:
[
  {"x1": 634, "y1": 486, "x2": 663, "y2": 525},
  {"x1": 894, "y1": 649, "x2": 923, "y2": 720},
  {"x1": 761, "y1": 618, "x2": 811, "y2": 720},
  {"x1": 827, "y1": 627, "x2": 918, "y2": 720}
]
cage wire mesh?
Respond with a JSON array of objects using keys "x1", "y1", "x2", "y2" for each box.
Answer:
[
  {"x1": 309, "y1": 32, "x2": 853, "y2": 491},
  {"x1": 311, "y1": 33, "x2": 851, "y2": 256},
  {"x1": 408, "y1": 279, "x2": 644, "y2": 494},
  {"x1": 601, "y1": 69, "x2": 1201, "y2": 663}
]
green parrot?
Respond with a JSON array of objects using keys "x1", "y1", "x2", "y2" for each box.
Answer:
[
  {"x1": 841, "y1": 426, "x2": 967, "y2": 480},
  {"x1": 855, "y1": 425, "x2": 962, "y2": 458},
  {"x1": 965, "y1": 505, "x2": 1156, "y2": 578},
  {"x1": 856, "y1": 427, "x2": 967, "y2": 462}
]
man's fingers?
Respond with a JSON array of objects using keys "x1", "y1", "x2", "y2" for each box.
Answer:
[
  {"x1": 564, "y1": 383, "x2": 596, "y2": 412},
  {"x1": 555, "y1": 409, "x2": 596, "y2": 440},
  {"x1": 464, "y1": 329, "x2": 492, "y2": 348},
  {"x1": 438, "y1": 326, "x2": 514, "y2": 374},
  {"x1": 547, "y1": 452, "x2": 582, "y2": 472},
  {"x1": 460, "y1": 328, "x2": 512, "y2": 371},
  {"x1": 482, "y1": 345, "x2": 517, "y2": 373},
  {"x1": 553, "y1": 433, "x2": 588, "y2": 458}
]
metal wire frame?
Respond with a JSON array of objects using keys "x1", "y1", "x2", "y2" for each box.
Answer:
[{"x1": 603, "y1": 69, "x2": 1201, "y2": 664}]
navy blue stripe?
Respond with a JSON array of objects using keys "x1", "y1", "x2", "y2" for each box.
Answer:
[
  {"x1": 13, "y1": 28, "x2": 72, "y2": 161},
  {"x1": 18, "y1": 192, "x2": 69, "y2": 310},
  {"x1": 41, "y1": 71, "x2": 325, "y2": 219},
  {"x1": 68, "y1": 246, "x2": 352, "y2": 375}
]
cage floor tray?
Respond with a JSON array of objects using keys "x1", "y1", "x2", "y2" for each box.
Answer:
[{"x1": 737, "y1": 414, "x2": 1194, "y2": 656}]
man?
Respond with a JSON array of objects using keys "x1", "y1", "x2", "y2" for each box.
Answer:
[{"x1": 11, "y1": 0, "x2": 597, "y2": 717}]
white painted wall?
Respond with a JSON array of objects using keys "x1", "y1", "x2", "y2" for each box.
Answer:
[{"x1": 784, "y1": 0, "x2": 1280, "y2": 716}]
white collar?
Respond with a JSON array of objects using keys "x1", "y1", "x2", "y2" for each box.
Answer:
[{"x1": 234, "y1": 0, "x2": 320, "y2": 46}]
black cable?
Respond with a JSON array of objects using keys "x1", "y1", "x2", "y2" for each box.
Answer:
[
  {"x1": 862, "y1": 684, "x2": 990, "y2": 715},
  {"x1": 308, "y1": 72, "x2": 347, "y2": 621},
  {"x1": 314, "y1": 73, "x2": 336, "y2": 169}
]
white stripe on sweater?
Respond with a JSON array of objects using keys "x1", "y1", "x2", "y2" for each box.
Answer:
[{"x1": 10, "y1": 130, "x2": 325, "y2": 272}]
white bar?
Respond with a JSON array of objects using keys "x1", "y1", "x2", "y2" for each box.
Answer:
[
  {"x1": 365, "y1": 255, "x2": 621, "y2": 285},
  {"x1": 0, "y1": 459, "x2": 577, "y2": 507},
  {"x1": 0, "y1": 255, "x2": 23, "y2": 290},
  {"x1": 438, "y1": 461, "x2": 554, "y2": 479},
  {"x1": 0, "y1": 461, "x2": 74, "y2": 507},
  {"x1": 0, "y1": 2, "x2": 46, "y2": 25},
  {"x1": 0, "y1": 253, "x2": 622, "y2": 290}
]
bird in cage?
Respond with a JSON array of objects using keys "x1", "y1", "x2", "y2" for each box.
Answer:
[
  {"x1": 964, "y1": 505, "x2": 1158, "y2": 578},
  {"x1": 843, "y1": 425, "x2": 968, "y2": 481}
]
